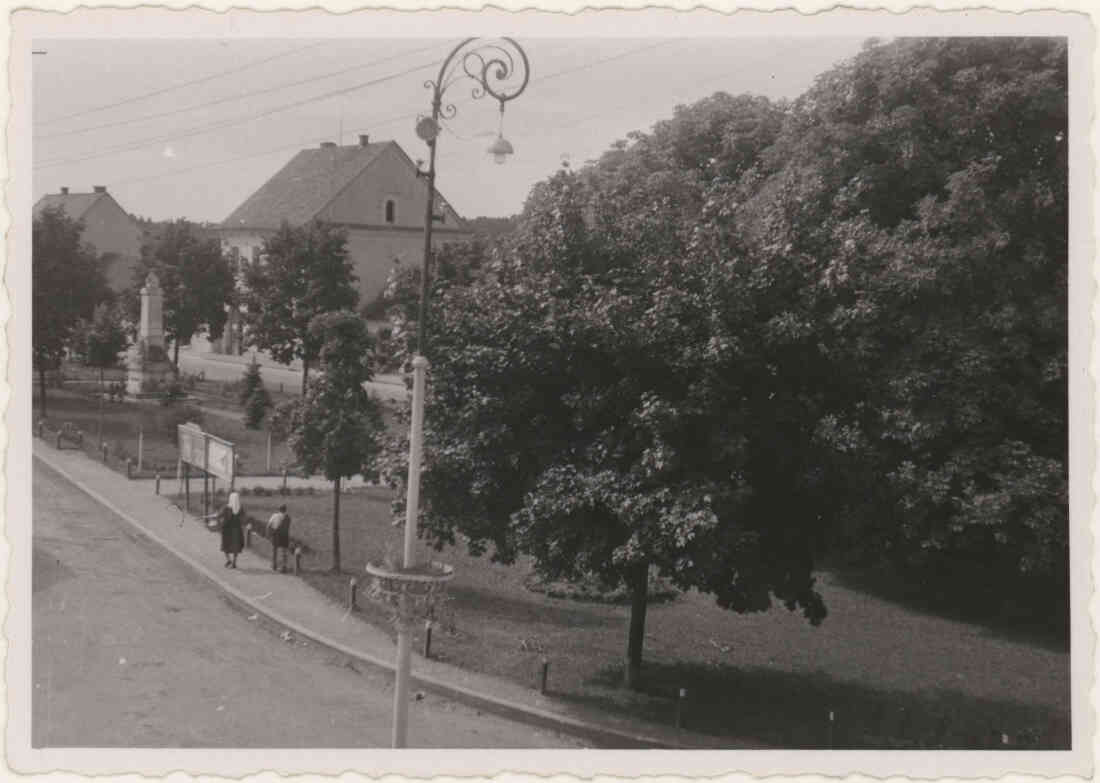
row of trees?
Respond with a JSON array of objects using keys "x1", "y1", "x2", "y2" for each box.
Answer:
[
  {"x1": 377, "y1": 37, "x2": 1069, "y2": 687},
  {"x1": 34, "y1": 196, "x2": 376, "y2": 575}
]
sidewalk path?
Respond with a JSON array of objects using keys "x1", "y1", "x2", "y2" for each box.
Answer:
[{"x1": 34, "y1": 438, "x2": 745, "y2": 749}]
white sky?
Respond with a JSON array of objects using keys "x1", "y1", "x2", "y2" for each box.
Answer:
[{"x1": 32, "y1": 37, "x2": 865, "y2": 222}]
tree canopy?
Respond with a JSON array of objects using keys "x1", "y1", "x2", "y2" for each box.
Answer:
[
  {"x1": 128, "y1": 219, "x2": 235, "y2": 366},
  {"x1": 33, "y1": 205, "x2": 110, "y2": 414},
  {"x1": 241, "y1": 220, "x2": 359, "y2": 394},
  {"x1": 382, "y1": 37, "x2": 1070, "y2": 685},
  {"x1": 278, "y1": 311, "x2": 383, "y2": 572},
  {"x1": 711, "y1": 37, "x2": 1069, "y2": 611}
]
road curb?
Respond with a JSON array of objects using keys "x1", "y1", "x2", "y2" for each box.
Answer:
[{"x1": 34, "y1": 447, "x2": 731, "y2": 750}]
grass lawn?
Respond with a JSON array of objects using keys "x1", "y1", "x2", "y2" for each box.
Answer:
[
  {"x1": 239, "y1": 490, "x2": 1071, "y2": 749},
  {"x1": 34, "y1": 387, "x2": 295, "y2": 477}
]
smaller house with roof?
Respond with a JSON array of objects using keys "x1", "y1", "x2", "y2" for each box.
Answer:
[
  {"x1": 215, "y1": 135, "x2": 470, "y2": 354},
  {"x1": 33, "y1": 185, "x2": 143, "y2": 293}
]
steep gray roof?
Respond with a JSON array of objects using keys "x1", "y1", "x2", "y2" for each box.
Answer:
[
  {"x1": 33, "y1": 192, "x2": 107, "y2": 222},
  {"x1": 222, "y1": 141, "x2": 391, "y2": 230}
]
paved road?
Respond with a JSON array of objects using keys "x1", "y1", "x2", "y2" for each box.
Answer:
[
  {"x1": 178, "y1": 352, "x2": 406, "y2": 402},
  {"x1": 32, "y1": 461, "x2": 582, "y2": 748}
]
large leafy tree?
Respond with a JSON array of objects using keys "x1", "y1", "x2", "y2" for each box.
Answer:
[
  {"x1": 241, "y1": 220, "x2": 359, "y2": 395},
  {"x1": 279, "y1": 311, "x2": 383, "y2": 572},
  {"x1": 711, "y1": 37, "x2": 1070, "y2": 613},
  {"x1": 32, "y1": 205, "x2": 110, "y2": 415},
  {"x1": 382, "y1": 93, "x2": 811, "y2": 690},
  {"x1": 128, "y1": 220, "x2": 235, "y2": 367}
]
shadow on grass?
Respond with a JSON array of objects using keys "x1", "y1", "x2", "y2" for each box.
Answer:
[
  {"x1": 826, "y1": 566, "x2": 1069, "y2": 655},
  {"x1": 445, "y1": 583, "x2": 612, "y2": 630},
  {"x1": 560, "y1": 660, "x2": 1070, "y2": 749}
]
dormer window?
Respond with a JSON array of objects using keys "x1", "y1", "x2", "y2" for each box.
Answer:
[{"x1": 385, "y1": 199, "x2": 396, "y2": 224}]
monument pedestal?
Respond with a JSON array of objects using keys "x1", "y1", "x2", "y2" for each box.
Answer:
[{"x1": 126, "y1": 343, "x2": 175, "y2": 397}]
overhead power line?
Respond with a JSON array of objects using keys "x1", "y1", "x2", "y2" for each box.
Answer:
[
  {"x1": 34, "y1": 58, "x2": 441, "y2": 170},
  {"x1": 36, "y1": 41, "x2": 327, "y2": 127},
  {"x1": 53, "y1": 39, "x2": 691, "y2": 188},
  {"x1": 37, "y1": 42, "x2": 442, "y2": 141}
]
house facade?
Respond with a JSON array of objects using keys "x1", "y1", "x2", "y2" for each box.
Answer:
[
  {"x1": 33, "y1": 186, "x2": 143, "y2": 293},
  {"x1": 213, "y1": 135, "x2": 471, "y2": 355}
]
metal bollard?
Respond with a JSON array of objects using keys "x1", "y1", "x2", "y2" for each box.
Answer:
[
  {"x1": 272, "y1": 538, "x2": 279, "y2": 571},
  {"x1": 37, "y1": 420, "x2": 44, "y2": 439},
  {"x1": 293, "y1": 547, "x2": 302, "y2": 574},
  {"x1": 348, "y1": 578, "x2": 358, "y2": 610},
  {"x1": 424, "y1": 620, "x2": 433, "y2": 659},
  {"x1": 126, "y1": 459, "x2": 133, "y2": 479},
  {"x1": 245, "y1": 523, "x2": 253, "y2": 548},
  {"x1": 155, "y1": 472, "x2": 161, "y2": 495},
  {"x1": 282, "y1": 468, "x2": 289, "y2": 495},
  {"x1": 101, "y1": 443, "x2": 109, "y2": 463},
  {"x1": 539, "y1": 657, "x2": 550, "y2": 695},
  {"x1": 675, "y1": 688, "x2": 687, "y2": 729},
  {"x1": 828, "y1": 709, "x2": 835, "y2": 749}
]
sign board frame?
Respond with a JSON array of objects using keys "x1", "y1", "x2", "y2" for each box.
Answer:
[{"x1": 177, "y1": 422, "x2": 235, "y2": 484}]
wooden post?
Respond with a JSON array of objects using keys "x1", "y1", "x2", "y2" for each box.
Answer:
[
  {"x1": 266, "y1": 432, "x2": 272, "y2": 473},
  {"x1": 185, "y1": 464, "x2": 191, "y2": 512},
  {"x1": 101, "y1": 442, "x2": 109, "y2": 463},
  {"x1": 539, "y1": 658, "x2": 549, "y2": 695},
  {"x1": 126, "y1": 459, "x2": 133, "y2": 479},
  {"x1": 423, "y1": 620, "x2": 433, "y2": 659},
  {"x1": 348, "y1": 578, "x2": 358, "y2": 610},
  {"x1": 137, "y1": 427, "x2": 144, "y2": 471},
  {"x1": 282, "y1": 468, "x2": 289, "y2": 495},
  {"x1": 155, "y1": 472, "x2": 161, "y2": 495},
  {"x1": 294, "y1": 546, "x2": 302, "y2": 575},
  {"x1": 203, "y1": 471, "x2": 209, "y2": 522},
  {"x1": 245, "y1": 523, "x2": 252, "y2": 549},
  {"x1": 828, "y1": 710, "x2": 835, "y2": 749},
  {"x1": 676, "y1": 688, "x2": 687, "y2": 729}
]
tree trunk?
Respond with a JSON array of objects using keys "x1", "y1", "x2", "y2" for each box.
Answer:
[
  {"x1": 301, "y1": 357, "x2": 310, "y2": 396},
  {"x1": 331, "y1": 476, "x2": 341, "y2": 572},
  {"x1": 623, "y1": 560, "x2": 650, "y2": 690},
  {"x1": 38, "y1": 367, "x2": 47, "y2": 416}
]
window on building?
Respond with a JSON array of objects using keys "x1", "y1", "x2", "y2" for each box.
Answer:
[{"x1": 385, "y1": 199, "x2": 396, "y2": 224}]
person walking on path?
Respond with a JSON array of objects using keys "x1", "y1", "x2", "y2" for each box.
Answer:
[
  {"x1": 267, "y1": 504, "x2": 291, "y2": 573},
  {"x1": 219, "y1": 491, "x2": 245, "y2": 568}
]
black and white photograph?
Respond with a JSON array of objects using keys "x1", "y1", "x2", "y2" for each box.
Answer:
[{"x1": 6, "y1": 4, "x2": 1093, "y2": 779}]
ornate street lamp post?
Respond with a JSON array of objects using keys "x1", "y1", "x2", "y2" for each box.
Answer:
[{"x1": 376, "y1": 36, "x2": 530, "y2": 750}]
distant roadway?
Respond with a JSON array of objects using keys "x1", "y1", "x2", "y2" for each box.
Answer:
[{"x1": 178, "y1": 351, "x2": 406, "y2": 402}]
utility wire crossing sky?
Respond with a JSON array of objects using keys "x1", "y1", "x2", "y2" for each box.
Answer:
[{"x1": 33, "y1": 37, "x2": 864, "y2": 221}]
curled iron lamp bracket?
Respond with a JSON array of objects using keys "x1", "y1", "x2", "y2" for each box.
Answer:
[{"x1": 426, "y1": 37, "x2": 531, "y2": 122}]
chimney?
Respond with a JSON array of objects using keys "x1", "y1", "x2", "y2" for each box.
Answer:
[
  {"x1": 93, "y1": 185, "x2": 107, "y2": 193},
  {"x1": 359, "y1": 134, "x2": 370, "y2": 147},
  {"x1": 320, "y1": 141, "x2": 337, "y2": 148},
  {"x1": 60, "y1": 186, "x2": 69, "y2": 195}
]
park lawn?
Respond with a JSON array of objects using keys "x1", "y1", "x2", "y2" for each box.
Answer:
[
  {"x1": 239, "y1": 489, "x2": 1071, "y2": 749},
  {"x1": 33, "y1": 387, "x2": 295, "y2": 476}
]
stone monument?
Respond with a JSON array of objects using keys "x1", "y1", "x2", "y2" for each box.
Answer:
[{"x1": 126, "y1": 271, "x2": 175, "y2": 396}]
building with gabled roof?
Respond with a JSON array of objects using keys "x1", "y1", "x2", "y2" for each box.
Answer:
[
  {"x1": 33, "y1": 185, "x2": 143, "y2": 293},
  {"x1": 220, "y1": 134, "x2": 470, "y2": 308}
]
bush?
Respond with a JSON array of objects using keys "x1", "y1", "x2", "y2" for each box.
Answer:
[{"x1": 241, "y1": 362, "x2": 272, "y2": 430}]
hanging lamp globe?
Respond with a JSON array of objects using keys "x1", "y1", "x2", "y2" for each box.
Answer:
[{"x1": 486, "y1": 134, "x2": 514, "y2": 164}]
